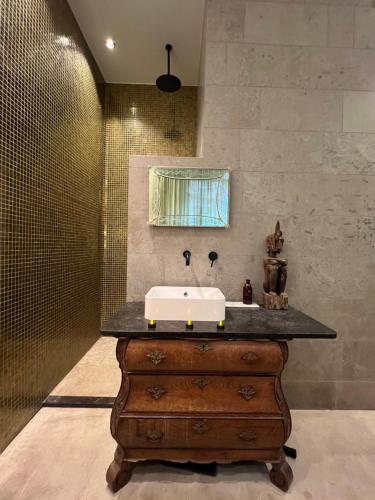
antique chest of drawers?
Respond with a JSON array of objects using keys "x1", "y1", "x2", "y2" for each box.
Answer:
[
  {"x1": 107, "y1": 338, "x2": 292, "y2": 492},
  {"x1": 102, "y1": 302, "x2": 336, "y2": 494}
]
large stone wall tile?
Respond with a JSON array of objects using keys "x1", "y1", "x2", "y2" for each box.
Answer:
[
  {"x1": 335, "y1": 381, "x2": 375, "y2": 409},
  {"x1": 255, "y1": 45, "x2": 311, "y2": 88},
  {"x1": 203, "y1": 127, "x2": 240, "y2": 169},
  {"x1": 206, "y1": 0, "x2": 246, "y2": 42},
  {"x1": 242, "y1": 173, "x2": 375, "y2": 217},
  {"x1": 153, "y1": 228, "x2": 195, "y2": 256},
  {"x1": 290, "y1": 255, "x2": 375, "y2": 301},
  {"x1": 284, "y1": 340, "x2": 344, "y2": 381},
  {"x1": 128, "y1": 210, "x2": 196, "y2": 256},
  {"x1": 283, "y1": 381, "x2": 336, "y2": 409},
  {"x1": 292, "y1": 297, "x2": 375, "y2": 342},
  {"x1": 354, "y1": 7, "x2": 375, "y2": 48},
  {"x1": 204, "y1": 85, "x2": 261, "y2": 128},
  {"x1": 188, "y1": 212, "x2": 269, "y2": 257},
  {"x1": 128, "y1": 166, "x2": 148, "y2": 211},
  {"x1": 342, "y1": 342, "x2": 375, "y2": 380},
  {"x1": 261, "y1": 89, "x2": 343, "y2": 132},
  {"x1": 245, "y1": 3, "x2": 327, "y2": 46},
  {"x1": 228, "y1": 170, "x2": 243, "y2": 214},
  {"x1": 283, "y1": 215, "x2": 375, "y2": 260},
  {"x1": 205, "y1": 42, "x2": 310, "y2": 88},
  {"x1": 205, "y1": 42, "x2": 257, "y2": 86},
  {"x1": 241, "y1": 129, "x2": 375, "y2": 175},
  {"x1": 126, "y1": 253, "x2": 164, "y2": 301},
  {"x1": 322, "y1": 132, "x2": 375, "y2": 174},
  {"x1": 311, "y1": 48, "x2": 375, "y2": 91},
  {"x1": 128, "y1": 210, "x2": 154, "y2": 255},
  {"x1": 129, "y1": 156, "x2": 206, "y2": 169},
  {"x1": 328, "y1": 6, "x2": 354, "y2": 47},
  {"x1": 343, "y1": 91, "x2": 375, "y2": 132},
  {"x1": 240, "y1": 129, "x2": 323, "y2": 172}
]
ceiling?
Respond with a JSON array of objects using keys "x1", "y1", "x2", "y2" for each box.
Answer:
[{"x1": 67, "y1": 0, "x2": 205, "y2": 86}]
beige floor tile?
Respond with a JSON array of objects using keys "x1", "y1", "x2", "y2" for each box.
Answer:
[
  {"x1": 1, "y1": 409, "x2": 375, "y2": 500},
  {"x1": 51, "y1": 337, "x2": 120, "y2": 397}
]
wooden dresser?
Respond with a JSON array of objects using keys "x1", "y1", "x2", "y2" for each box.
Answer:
[{"x1": 102, "y1": 303, "x2": 336, "y2": 493}]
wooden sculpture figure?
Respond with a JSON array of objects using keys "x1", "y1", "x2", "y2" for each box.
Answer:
[{"x1": 263, "y1": 221, "x2": 288, "y2": 310}]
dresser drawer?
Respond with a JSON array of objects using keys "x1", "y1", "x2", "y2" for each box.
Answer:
[
  {"x1": 125, "y1": 340, "x2": 284, "y2": 374},
  {"x1": 118, "y1": 417, "x2": 284, "y2": 450},
  {"x1": 124, "y1": 375, "x2": 280, "y2": 414}
]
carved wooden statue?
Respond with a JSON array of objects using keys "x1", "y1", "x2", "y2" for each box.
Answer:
[{"x1": 263, "y1": 221, "x2": 288, "y2": 310}]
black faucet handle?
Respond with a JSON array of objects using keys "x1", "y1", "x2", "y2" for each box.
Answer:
[
  {"x1": 208, "y1": 251, "x2": 218, "y2": 267},
  {"x1": 183, "y1": 250, "x2": 191, "y2": 266}
]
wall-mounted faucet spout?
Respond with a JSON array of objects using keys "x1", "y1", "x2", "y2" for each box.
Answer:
[{"x1": 183, "y1": 250, "x2": 191, "y2": 266}]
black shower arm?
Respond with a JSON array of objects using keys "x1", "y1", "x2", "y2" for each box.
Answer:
[{"x1": 166, "y1": 44, "x2": 172, "y2": 75}]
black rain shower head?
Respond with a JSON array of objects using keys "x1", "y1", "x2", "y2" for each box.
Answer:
[{"x1": 156, "y1": 44, "x2": 181, "y2": 93}]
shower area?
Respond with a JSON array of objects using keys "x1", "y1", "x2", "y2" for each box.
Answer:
[{"x1": 0, "y1": 0, "x2": 197, "y2": 453}]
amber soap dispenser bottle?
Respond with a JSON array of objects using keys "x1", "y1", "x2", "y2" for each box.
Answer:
[{"x1": 243, "y1": 279, "x2": 253, "y2": 304}]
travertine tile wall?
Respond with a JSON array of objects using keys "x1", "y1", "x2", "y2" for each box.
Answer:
[
  {"x1": 0, "y1": 0, "x2": 104, "y2": 451},
  {"x1": 128, "y1": 0, "x2": 375, "y2": 408}
]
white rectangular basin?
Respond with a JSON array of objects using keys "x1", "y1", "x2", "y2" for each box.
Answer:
[{"x1": 145, "y1": 286, "x2": 225, "y2": 322}]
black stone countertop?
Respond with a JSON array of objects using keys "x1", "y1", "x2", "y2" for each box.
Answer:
[{"x1": 101, "y1": 302, "x2": 336, "y2": 340}]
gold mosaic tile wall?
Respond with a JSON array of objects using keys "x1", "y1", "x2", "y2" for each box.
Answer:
[
  {"x1": 0, "y1": 0, "x2": 104, "y2": 451},
  {"x1": 102, "y1": 84, "x2": 197, "y2": 322}
]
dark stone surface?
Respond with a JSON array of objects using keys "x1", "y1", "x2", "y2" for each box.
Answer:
[
  {"x1": 42, "y1": 396, "x2": 115, "y2": 408},
  {"x1": 101, "y1": 302, "x2": 336, "y2": 340}
]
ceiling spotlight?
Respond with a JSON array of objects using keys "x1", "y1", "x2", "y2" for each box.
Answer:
[{"x1": 106, "y1": 38, "x2": 115, "y2": 50}]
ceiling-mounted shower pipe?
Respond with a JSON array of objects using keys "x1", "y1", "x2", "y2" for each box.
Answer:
[{"x1": 156, "y1": 44, "x2": 181, "y2": 93}]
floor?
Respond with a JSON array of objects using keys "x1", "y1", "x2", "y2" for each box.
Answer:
[{"x1": 1, "y1": 338, "x2": 375, "y2": 500}]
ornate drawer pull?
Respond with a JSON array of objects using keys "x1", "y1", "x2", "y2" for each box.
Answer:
[
  {"x1": 194, "y1": 343, "x2": 212, "y2": 353},
  {"x1": 241, "y1": 351, "x2": 259, "y2": 364},
  {"x1": 146, "y1": 431, "x2": 164, "y2": 443},
  {"x1": 192, "y1": 419, "x2": 210, "y2": 434},
  {"x1": 193, "y1": 377, "x2": 209, "y2": 389},
  {"x1": 238, "y1": 430, "x2": 257, "y2": 443},
  {"x1": 147, "y1": 385, "x2": 167, "y2": 400},
  {"x1": 238, "y1": 385, "x2": 256, "y2": 401},
  {"x1": 147, "y1": 350, "x2": 167, "y2": 365}
]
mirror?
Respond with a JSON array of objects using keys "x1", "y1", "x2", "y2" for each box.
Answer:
[{"x1": 148, "y1": 167, "x2": 230, "y2": 227}]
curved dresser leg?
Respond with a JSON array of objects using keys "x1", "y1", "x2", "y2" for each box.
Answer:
[
  {"x1": 106, "y1": 445, "x2": 134, "y2": 493},
  {"x1": 269, "y1": 454, "x2": 293, "y2": 492}
]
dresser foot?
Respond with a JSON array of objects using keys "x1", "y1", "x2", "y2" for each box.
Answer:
[
  {"x1": 106, "y1": 446, "x2": 134, "y2": 493},
  {"x1": 269, "y1": 456, "x2": 293, "y2": 492}
]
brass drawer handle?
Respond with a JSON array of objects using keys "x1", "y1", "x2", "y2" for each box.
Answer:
[
  {"x1": 193, "y1": 377, "x2": 209, "y2": 389},
  {"x1": 194, "y1": 343, "x2": 212, "y2": 353},
  {"x1": 238, "y1": 430, "x2": 257, "y2": 443},
  {"x1": 147, "y1": 349, "x2": 167, "y2": 365},
  {"x1": 147, "y1": 385, "x2": 167, "y2": 400},
  {"x1": 241, "y1": 351, "x2": 259, "y2": 364},
  {"x1": 146, "y1": 431, "x2": 164, "y2": 443},
  {"x1": 238, "y1": 385, "x2": 256, "y2": 401},
  {"x1": 192, "y1": 419, "x2": 210, "y2": 434}
]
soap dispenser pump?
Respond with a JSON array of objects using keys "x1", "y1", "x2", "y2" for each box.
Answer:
[{"x1": 243, "y1": 279, "x2": 253, "y2": 305}]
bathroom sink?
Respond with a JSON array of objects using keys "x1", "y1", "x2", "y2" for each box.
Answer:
[{"x1": 145, "y1": 286, "x2": 225, "y2": 322}]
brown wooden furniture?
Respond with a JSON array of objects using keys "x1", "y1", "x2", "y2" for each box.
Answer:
[{"x1": 102, "y1": 303, "x2": 336, "y2": 493}]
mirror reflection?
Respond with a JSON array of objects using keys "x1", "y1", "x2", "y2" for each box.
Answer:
[{"x1": 148, "y1": 167, "x2": 230, "y2": 227}]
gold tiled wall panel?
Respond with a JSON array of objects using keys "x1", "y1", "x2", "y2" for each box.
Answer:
[
  {"x1": 0, "y1": 0, "x2": 104, "y2": 451},
  {"x1": 102, "y1": 84, "x2": 197, "y2": 322}
]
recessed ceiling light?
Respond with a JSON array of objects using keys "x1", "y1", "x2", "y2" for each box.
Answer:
[{"x1": 106, "y1": 38, "x2": 115, "y2": 50}]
